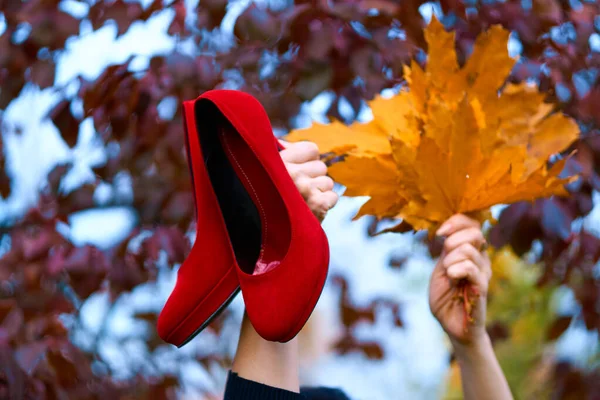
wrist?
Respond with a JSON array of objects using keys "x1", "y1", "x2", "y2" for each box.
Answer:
[
  {"x1": 236, "y1": 313, "x2": 299, "y2": 360},
  {"x1": 232, "y1": 312, "x2": 300, "y2": 392},
  {"x1": 451, "y1": 331, "x2": 492, "y2": 361}
]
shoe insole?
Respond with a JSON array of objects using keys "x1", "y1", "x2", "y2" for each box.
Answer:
[
  {"x1": 218, "y1": 120, "x2": 291, "y2": 275},
  {"x1": 195, "y1": 101, "x2": 291, "y2": 275},
  {"x1": 196, "y1": 101, "x2": 262, "y2": 274}
]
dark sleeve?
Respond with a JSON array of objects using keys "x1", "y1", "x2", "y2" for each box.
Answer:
[
  {"x1": 300, "y1": 387, "x2": 351, "y2": 400},
  {"x1": 224, "y1": 371, "x2": 306, "y2": 400},
  {"x1": 224, "y1": 371, "x2": 351, "y2": 400}
]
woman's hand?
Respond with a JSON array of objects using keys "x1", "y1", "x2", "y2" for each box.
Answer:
[
  {"x1": 279, "y1": 140, "x2": 338, "y2": 221},
  {"x1": 429, "y1": 215, "x2": 513, "y2": 399},
  {"x1": 429, "y1": 214, "x2": 491, "y2": 345}
]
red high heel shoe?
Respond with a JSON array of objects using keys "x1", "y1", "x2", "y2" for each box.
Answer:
[
  {"x1": 157, "y1": 98, "x2": 247, "y2": 347},
  {"x1": 199, "y1": 90, "x2": 330, "y2": 342}
]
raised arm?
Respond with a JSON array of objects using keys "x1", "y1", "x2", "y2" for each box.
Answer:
[
  {"x1": 429, "y1": 214, "x2": 513, "y2": 400},
  {"x1": 229, "y1": 140, "x2": 338, "y2": 393}
]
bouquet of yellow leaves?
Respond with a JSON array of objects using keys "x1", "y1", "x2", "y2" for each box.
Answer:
[{"x1": 287, "y1": 17, "x2": 579, "y2": 233}]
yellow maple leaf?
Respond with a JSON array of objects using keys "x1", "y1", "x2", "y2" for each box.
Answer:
[
  {"x1": 286, "y1": 120, "x2": 391, "y2": 156},
  {"x1": 286, "y1": 17, "x2": 579, "y2": 232}
]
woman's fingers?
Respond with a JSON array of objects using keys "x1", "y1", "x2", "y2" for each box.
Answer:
[
  {"x1": 308, "y1": 190, "x2": 339, "y2": 220},
  {"x1": 481, "y1": 251, "x2": 492, "y2": 280},
  {"x1": 318, "y1": 190, "x2": 339, "y2": 210},
  {"x1": 280, "y1": 141, "x2": 320, "y2": 163},
  {"x1": 293, "y1": 175, "x2": 338, "y2": 211},
  {"x1": 437, "y1": 214, "x2": 480, "y2": 237},
  {"x1": 286, "y1": 160, "x2": 327, "y2": 180},
  {"x1": 442, "y1": 243, "x2": 485, "y2": 270},
  {"x1": 308, "y1": 190, "x2": 339, "y2": 211},
  {"x1": 437, "y1": 216, "x2": 492, "y2": 286},
  {"x1": 312, "y1": 175, "x2": 335, "y2": 192},
  {"x1": 290, "y1": 172, "x2": 332, "y2": 197},
  {"x1": 446, "y1": 260, "x2": 487, "y2": 289},
  {"x1": 443, "y1": 227, "x2": 486, "y2": 254},
  {"x1": 300, "y1": 160, "x2": 328, "y2": 177},
  {"x1": 279, "y1": 140, "x2": 338, "y2": 220}
]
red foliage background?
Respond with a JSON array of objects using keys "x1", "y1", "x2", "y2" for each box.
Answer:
[{"x1": 0, "y1": 0, "x2": 599, "y2": 398}]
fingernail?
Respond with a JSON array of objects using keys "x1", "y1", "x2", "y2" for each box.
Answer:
[{"x1": 437, "y1": 224, "x2": 451, "y2": 236}]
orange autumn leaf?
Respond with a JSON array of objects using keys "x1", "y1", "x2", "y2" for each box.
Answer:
[
  {"x1": 286, "y1": 120, "x2": 391, "y2": 156},
  {"x1": 328, "y1": 154, "x2": 406, "y2": 219},
  {"x1": 286, "y1": 17, "x2": 579, "y2": 232}
]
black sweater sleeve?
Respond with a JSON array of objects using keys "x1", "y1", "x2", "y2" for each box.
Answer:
[
  {"x1": 224, "y1": 371, "x2": 351, "y2": 400},
  {"x1": 224, "y1": 371, "x2": 306, "y2": 400}
]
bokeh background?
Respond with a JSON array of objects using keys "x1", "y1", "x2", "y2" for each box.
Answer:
[{"x1": 1, "y1": 0, "x2": 599, "y2": 398}]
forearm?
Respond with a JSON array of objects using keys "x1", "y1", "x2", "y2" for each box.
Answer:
[
  {"x1": 231, "y1": 312, "x2": 300, "y2": 392},
  {"x1": 452, "y1": 334, "x2": 513, "y2": 400}
]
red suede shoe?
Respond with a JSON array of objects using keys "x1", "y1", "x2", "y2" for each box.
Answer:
[
  {"x1": 157, "y1": 99, "x2": 244, "y2": 347},
  {"x1": 198, "y1": 90, "x2": 330, "y2": 343}
]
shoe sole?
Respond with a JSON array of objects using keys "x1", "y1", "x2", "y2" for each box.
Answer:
[{"x1": 176, "y1": 286, "x2": 241, "y2": 348}]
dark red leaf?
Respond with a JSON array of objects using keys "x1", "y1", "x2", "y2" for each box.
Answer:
[
  {"x1": 160, "y1": 191, "x2": 193, "y2": 226},
  {"x1": 168, "y1": 0, "x2": 187, "y2": 36},
  {"x1": 487, "y1": 321, "x2": 510, "y2": 344},
  {"x1": 141, "y1": 226, "x2": 189, "y2": 265},
  {"x1": 62, "y1": 245, "x2": 108, "y2": 299},
  {"x1": 532, "y1": 0, "x2": 563, "y2": 24},
  {"x1": 331, "y1": 275, "x2": 376, "y2": 328},
  {"x1": 49, "y1": 100, "x2": 80, "y2": 148},
  {"x1": 108, "y1": 244, "x2": 149, "y2": 297},
  {"x1": 47, "y1": 344, "x2": 82, "y2": 387},
  {"x1": 14, "y1": 341, "x2": 47, "y2": 376},
  {"x1": 148, "y1": 375, "x2": 179, "y2": 400},
  {"x1": 423, "y1": 233, "x2": 445, "y2": 259},
  {"x1": 80, "y1": 61, "x2": 133, "y2": 112},
  {"x1": 45, "y1": 163, "x2": 72, "y2": 195},
  {"x1": 25, "y1": 8, "x2": 80, "y2": 50},
  {"x1": 294, "y1": 66, "x2": 334, "y2": 101},
  {"x1": 59, "y1": 183, "x2": 96, "y2": 213},
  {"x1": 0, "y1": 74, "x2": 25, "y2": 109},
  {"x1": 388, "y1": 254, "x2": 408, "y2": 270},
  {"x1": 196, "y1": 0, "x2": 227, "y2": 30},
  {"x1": 89, "y1": 0, "x2": 144, "y2": 36},
  {"x1": 0, "y1": 172, "x2": 10, "y2": 198},
  {"x1": 140, "y1": 0, "x2": 164, "y2": 20},
  {"x1": 133, "y1": 312, "x2": 157, "y2": 323},
  {"x1": 541, "y1": 200, "x2": 574, "y2": 240},
  {"x1": 234, "y1": 4, "x2": 281, "y2": 44},
  {"x1": 375, "y1": 220, "x2": 414, "y2": 235},
  {"x1": 29, "y1": 58, "x2": 55, "y2": 89},
  {"x1": 489, "y1": 202, "x2": 543, "y2": 256},
  {"x1": 334, "y1": 335, "x2": 384, "y2": 360},
  {"x1": 0, "y1": 300, "x2": 23, "y2": 341},
  {"x1": 21, "y1": 228, "x2": 61, "y2": 262},
  {"x1": 149, "y1": 55, "x2": 165, "y2": 75},
  {"x1": 358, "y1": 341, "x2": 384, "y2": 360},
  {"x1": 0, "y1": 135, "x2": 11, "y2": 198},
  {"x1": 547, "y1": 316, "x2": 573, "y2": 340},
  {"x1": 0, "y1": 343, "x2": 26, "y2": 400}
]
